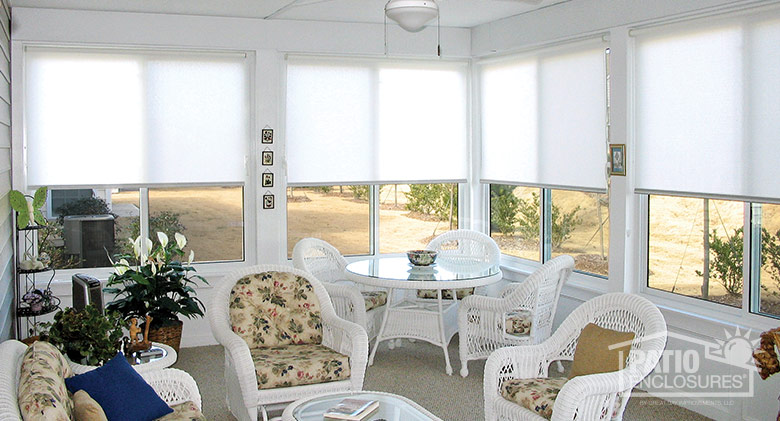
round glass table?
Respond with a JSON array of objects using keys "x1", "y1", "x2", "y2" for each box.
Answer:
[
  {"x1": 345, "y1": 257, "x2": 501, "y2": 375},
  {"x1": 281, "y1": 391, "x2": 442, "y2": 421}
]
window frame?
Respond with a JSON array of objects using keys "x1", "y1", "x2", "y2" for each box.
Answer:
[{"x1": 13, "y1": 43, "x2": 258, "y2": 281}]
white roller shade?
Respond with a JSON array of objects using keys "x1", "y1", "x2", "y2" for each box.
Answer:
[
  {"x1": 480, "y1": 38, "x2": 608, "y2": 192},
  {"x1": 634, "y1": 7, "x2": 780, "y2": 202},
  {"x1": 286, "y1": 57, "x2": 469, "y2": 186},
  {"x1": 25, "y1": 47, "x2": 249, "y2": 188}
]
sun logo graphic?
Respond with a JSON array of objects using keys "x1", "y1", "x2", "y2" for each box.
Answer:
[{"x1": 621, "y1": 327, "x2": 759, "y2": 398}]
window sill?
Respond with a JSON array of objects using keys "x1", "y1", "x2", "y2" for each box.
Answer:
[{"x1": 498, "y1": 255, "x2": 609, "y2": 300}]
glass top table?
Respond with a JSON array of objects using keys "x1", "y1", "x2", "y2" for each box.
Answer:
[
  {"x1": 345, "y1": 257, "x2": 502, "y2": 375},
  {"x1": 281, "y1": 391, "x2": 442, "y2": 421}
]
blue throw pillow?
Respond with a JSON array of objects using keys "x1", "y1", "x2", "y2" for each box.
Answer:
[{"x1": 65, "y1": 353, "x2": 173, "y2": 421}]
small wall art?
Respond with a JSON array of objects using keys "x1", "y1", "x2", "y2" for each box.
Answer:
[
  {"x1": 262, "y1": 172, "x2": 274, "y2": 188},
  {"x1": 261, "y1": 128, "x2": 274, "y2": 144},
  {"x1": 609, "y1": 144, "x2": 626, "y2": 176},
  {"x1": 263, "y1": 193, "x2": 275, "y2": 209},
  {"x1": 262, "y1": 150, "x2": 274, "y2": 166}
]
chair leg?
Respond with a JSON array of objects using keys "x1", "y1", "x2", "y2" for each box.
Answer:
[
  {"x1": 261, "y1": 405, "x2": 268, "y2": 421},
  {"x1": 460, "y1": 360, "x2": 469, "y2": 378},
  {"x1": 556, "y1": 360, "x2": 564, "y2": 373}
]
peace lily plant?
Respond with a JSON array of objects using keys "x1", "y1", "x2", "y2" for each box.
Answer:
[{"x1": 104, "y1": 232, "x2": 208, "y2": 332}]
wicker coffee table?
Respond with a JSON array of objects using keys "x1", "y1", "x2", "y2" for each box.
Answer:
[{"x1": 281, "y1": 391, "x2": 441, "y2": 421}]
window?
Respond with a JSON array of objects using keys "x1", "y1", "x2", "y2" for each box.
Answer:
[
  {"x1": 286, "y1": 183, "x2": 459, "y2": 257},
  {"x1": 647, "y1": 195, "x2": 743, "y2": 307},
  {"x1": 480, "y1": 38, "x2": 609, "y2": 277},
  {"x1": 489, "y1": 185, "x2": 609, "y2": 276},
  {"x1": 634, "y1": 7, "x2": 780, "y2": 314},
  {"x1": 285, "y1": 57, "x2": 468, "y2": 257},
  {"x1": 24, "y1": 47, "x2": 250, "y2": 268},
  {"x1": 287, "y1": 186, "x2": 371, "y2": 257}
]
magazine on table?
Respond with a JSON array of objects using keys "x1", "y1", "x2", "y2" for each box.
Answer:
[{"x1": 323, "y1": 398, "x2": 379, "y2": 420}]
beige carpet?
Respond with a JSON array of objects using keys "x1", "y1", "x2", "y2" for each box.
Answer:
[{"x1": 174, "y1": 337, "x2": 711, "y2": 420}]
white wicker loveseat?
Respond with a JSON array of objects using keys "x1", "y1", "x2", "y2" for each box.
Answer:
[
  {"x1": 484, "y1": 293, "x2": 667, "y2": 421},
  {"x1": 0, "y1": 339, "x2": 203, "y2": 420},
  {"x1": 458, "y1": 255, "x2": 574, "y2": 377},
  {"x1": 292, "y1": 238, "x2": 387, "y2": 342},
  {"x1": 209, "y1": 265, "x2": 368, "y2": 421}
]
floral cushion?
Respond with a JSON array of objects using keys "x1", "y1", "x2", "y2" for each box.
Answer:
[
  {"x1": 18, "y1": 341, "x2": 74, "y2": 421},
  {"x1": 500, "y1": 377, "x2": 568, "y2": 420},
  {"x1": 361, "y1": 291, "x2": 387, "y2": 311},
  {"x1": 230, "y1": 271, "x2": 323, "y2": 348},
  {"x1": 505, "y1": 310, "x2": 532, "y2": 336},
  {"x1": 250, "y1": 344, "x2": 350, "y2": 390},
  {"x1": 416, "y1": 288, "x2": 475, "y2": 300},
  {"x1": 156, "y1": 401, "x2": 206, "y2": 421}
]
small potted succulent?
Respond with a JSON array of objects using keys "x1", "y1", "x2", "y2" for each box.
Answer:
[
  {"x1": 41, "y1": 305, "x2": 127, "y2": 366},
  {"x1": 103, "y1": 232, "x2": 207, "y2": 352}
]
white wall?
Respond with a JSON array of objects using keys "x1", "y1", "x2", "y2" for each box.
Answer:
[
  {"x1": 0, "y1": 0, "x2": 13, "y2": 342},
  {"x1": 471, "y1": 0, "x2": 780, "y2": 419}
]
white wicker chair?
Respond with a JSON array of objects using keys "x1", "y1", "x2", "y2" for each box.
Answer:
[
  {"x1": 0, "y1": 339, "x2": 202, "y2": 420},
  {"x1": 458, "y1": 255, "x2": 574, "y2": 377},
  {"x1": 483, "y1": 293, "x2": 667, "y2": 421},
  {"x1": 428, "y1": 229, "x2": 501, "y2": 273},
  {"x1": 292, "y1": 238, "x2": 386, "y2": 342},
  {"x1": 209, "y1": 264, "x2": 368, "y2": 421}
]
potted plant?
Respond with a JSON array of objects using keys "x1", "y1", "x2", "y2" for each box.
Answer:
[
  {"x1": 103, "y1": 232, "x2": 207, "y2": 352},
  {"x1": 41, "y1": 305, "x2": 127, "y2": 366}
]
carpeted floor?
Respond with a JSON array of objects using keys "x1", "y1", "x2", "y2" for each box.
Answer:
[{"x1": 174, "y1": 337, "x2": 712, "y2": 420}]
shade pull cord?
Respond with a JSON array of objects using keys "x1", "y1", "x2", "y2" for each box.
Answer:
[{"x1": 437, "y1": 13, "x2": 441, "y2": 57}]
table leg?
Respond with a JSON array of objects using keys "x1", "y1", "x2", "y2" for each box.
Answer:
[
  {"x1": 437, "y1": 289, "x2": 453, "y2": 375},
  {"x1": 369, "y1": 287, "x2": 395, "y2": 366}
]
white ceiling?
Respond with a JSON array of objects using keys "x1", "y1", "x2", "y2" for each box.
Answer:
[{"x1": 8, "y1": 0, "x2": 570, "y2": 28}]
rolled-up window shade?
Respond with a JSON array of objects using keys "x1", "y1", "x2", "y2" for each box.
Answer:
[
  {"x1": 479, "y1": 38, "x2": 608, "y2": 192},
  {"x1": 633, "y1": 7, "x2": 780, "y2": 203},
  {"x1": 25, "y1": 47, "x2": 249, "y2": 188},
  {"x1": 286, "y1": 57, "x2": 469, "y2": 186}
]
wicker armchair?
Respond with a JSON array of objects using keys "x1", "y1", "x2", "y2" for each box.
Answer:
[
  {"x1": 457, "y1": 255, "x2": 573, "y2": 377},
  {"x1": 209, "y1": 265, "x2": 368, "y2": 421},
  {"x1": 292, "y1": 238, "x2": 387, "y2": 342},
  {"x1": 483, "y1": 293, "x2": 667, "y2": 421}
]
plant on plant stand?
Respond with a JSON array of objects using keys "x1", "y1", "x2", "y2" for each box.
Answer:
[{"x1": 104, "y1": 232, "x2": 207, "y2": 353}]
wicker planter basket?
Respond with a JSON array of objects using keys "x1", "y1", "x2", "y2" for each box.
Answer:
[{"x1": 147, "y1": 320, "x2": 183, "y2": 353}]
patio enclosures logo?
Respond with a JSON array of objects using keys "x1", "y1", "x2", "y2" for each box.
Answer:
[{"x1": 619, "y1": 328, "x2": 757, "y2": 399}]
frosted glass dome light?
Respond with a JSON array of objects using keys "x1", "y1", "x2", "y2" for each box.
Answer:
[{"x1": 385, "y1": 0, "x2": 438, "y2": 33}]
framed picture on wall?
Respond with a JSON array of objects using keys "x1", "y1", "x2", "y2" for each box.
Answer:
[
  {"x1": 262, "y1": 172, "x2": 274, "y2": 187},
  {"x1": 263, "y1": 194, "x2": 275, "y2": 209},
  {"x1": 609, "y1": 144, "x2": 626, "y2": 176},
  {"x1": 262, "y1": 150, "x2": 274, "y2": 166},
  {"x1": 261, "y1": 128, "x2": 274, "y2": 144}
]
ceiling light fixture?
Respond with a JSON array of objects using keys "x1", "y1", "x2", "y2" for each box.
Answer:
[{"x1": 384, "y1": 0, "x2": 439, "y2": 33}]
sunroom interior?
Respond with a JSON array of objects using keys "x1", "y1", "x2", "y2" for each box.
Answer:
[{"x1": 2, "y1": 0, "x2": 780, "y2": 419}]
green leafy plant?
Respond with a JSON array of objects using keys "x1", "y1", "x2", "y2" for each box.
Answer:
[
  {"x1": 490, "y1": 185, "x2": 520, "y2": 235},
  {"x1": 351, "y1": 185, "x2": 370, "y2": 201},
  {"x1": 516, "y1": 192, "x2": 582, "y2": 248},
  {"x1": 696, "y1": 228, "x2": 744, "y2": 296},
  {"x1": 41, "y1": 305, "x2": 126, "y2": 366},
  {"x1": 55, "y1": 195, "x2": 114, "y2": 223},
  {"x1": 405, "y1": 184, "x2": 458, "y2": 221},
  {"x1": 128, "y1": 211, "x2": 186, "y2": 249},
  {"x1": 9, "y1": 187, "x2": 47, "y2": 229},
  {"x1": 104, "y1": 232, "x2": 207, "y2": 330},
  {"x1": 762, "y1": 228, "x2": 780, "y2": 294}
]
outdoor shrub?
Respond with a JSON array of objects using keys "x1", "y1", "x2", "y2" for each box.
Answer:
[
  {"x1": 405, "y1": 184, "x2": 458, "y2": 222},
  {"x1": 490, "y1": 185, "x2": 520, "y2": 235},
  {"x1": 516, "y1": 192, "x2": 582, "y2": 248},
  {"x1": 696, "y1": 228, "x2": 744, "y2": 296},
  {"x1": 55, "y1": 196, "x2": 114, "y2": 223},
  {"x1": 351, "y1": 185, "x2": 370, "y2": 201},
  {"x1": 128, "y1": 211, "x2": 186, "y2": 247},
  {"x1": 313, "y1": 186, "x2": 333, "y2": 194},
  {"x1": 762, "y1": 229, "x2": 780, "y2": 294}
]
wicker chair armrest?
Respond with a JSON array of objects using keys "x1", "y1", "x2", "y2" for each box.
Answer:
[
  {"x1": 214, "y1": 328, "x2": 258, "y2": 408},
  {"x1": 140, "y1": 367, "x2": 203, "y2": 409},
  {"x1": 499, "y1": 282, "x2": 521, "y2": 299},
  {"x1": 321, "y1": 312, "x2": 369, "y2": 390},
  {"x1": 550, "y1": 369, "x2": 644, "y2": 421},
  {"x1": 484, "y1": 344, "x2": 554, "y2": 385},
  {"x1": 323, "y1": 283, "x2": 366, "y2": 312},
  {"x1": 461, "y1": 293, "x2": 523, "y2": 314}
]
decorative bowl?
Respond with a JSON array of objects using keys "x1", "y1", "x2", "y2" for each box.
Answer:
[{"x1": 407, "y1": 250, "x2": 438, "y2": 266}]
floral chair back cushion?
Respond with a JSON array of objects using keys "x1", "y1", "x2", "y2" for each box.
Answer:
[{"x1": 229, "y1": 271, "x2": 323, "y2": 348}]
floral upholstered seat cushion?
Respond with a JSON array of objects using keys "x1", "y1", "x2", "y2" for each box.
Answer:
[
  {"x1": 505, "y1": 310, "x2": 532, "y2": 336},
  {"x1": 500, "y1": 377, "x2": 568, "y2": 420},
  {"x1": 416, "y1": 288, "x2": 475, "y2": 300},
  {"x1": 17, "y1": 341, "x2": 74, "y2": 421},
  {"x1": 156, "y1": 401, "x2": 206, "y2": 421},
  {"x1": 250, "y1": 344, "x2": 351, "y2": 390},
  {"x1": 230, "y1": 271, "x2": 323, "y2": 348},
  {"x1": 361, "y1": 291, "x2": 387, "y2": 311}
]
